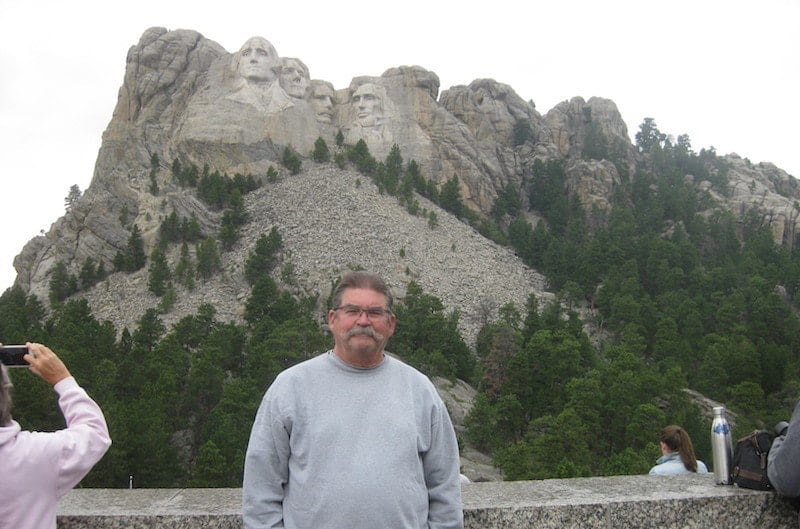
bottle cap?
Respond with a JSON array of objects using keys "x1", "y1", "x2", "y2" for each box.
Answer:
[{"x1": 712, "y1": 406, "x2": 725, "y2": 414}]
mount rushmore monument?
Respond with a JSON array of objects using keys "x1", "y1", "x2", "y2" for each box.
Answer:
[{"x1": 12, "y1": 27, "x2": 800, "y2": 339}]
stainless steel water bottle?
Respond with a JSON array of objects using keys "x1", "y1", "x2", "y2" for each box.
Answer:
[{"x1": 711, "y1": 406, "x2": 733, "y2": 484}]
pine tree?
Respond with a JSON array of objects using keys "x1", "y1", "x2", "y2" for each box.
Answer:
[
  {"x1": 148, "y1": 248, "x2": 171, "y2": 296},
  {"x1": 180, "y1": 214, "x2": 203, "y2": 243},
  {"x1": 64, "y1": 184, "x2": 82, "y2": 210},
  {"x1": 149, "y1": 153, "x2": 160, "y2": 195},
  {"x1": 438, "y1": 175, "x2": 464, "y2": 217},
  {"x1": 125, "y1": 225, "x2": 147, "y2": 271},
  {"x1": 227, "y1": 189, "x2": 247, "y2": 226},
  {"x1": 190, "y1": 441, "x2": 228, "y2": 486},
  {"x1": 48, "y1": 261, "x2": 75, "y2": 305},
  {"x1": 171, "y1": 158, "x2": 182, "y2": 182},
  {"x1": 196, "y1": 237, "x2": 221, "y2": 280},
  {"x1": 159, "y1": 211, "x2": 181, "y2": 245},
  {"x1": 282, "y1": 146, "x2": 302, "y2": 175},
  {"x1": 244, "y1": 228, "x2": 283, "y2": 285},
  {"x1": 79, "y1": 257, "x2": 99, "y2": 290},
  {"x1": 383, "y1": 144, "x2": 402, "y2": 194},
  {"x1": 175, "y1": 242, "x2": 195, "y2": 289},
  {"x1": 218, "y1": 213, "x2": 238, "y2": 251},
  {"x1": 312, "y1": 137, "x2": 330, "y2": 163}
]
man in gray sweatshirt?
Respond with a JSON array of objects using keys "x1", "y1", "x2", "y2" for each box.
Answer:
[
  {"x1": 242, "y1": 271, "x2": 463, "y2": 529},
  {"x1": 768, "y1": 398, "x2": 800, "y2": 499}
]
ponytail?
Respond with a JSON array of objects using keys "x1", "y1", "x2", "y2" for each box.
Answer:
[{"x1": 660, "y1": 425, "x2": 698, "y2": 472}]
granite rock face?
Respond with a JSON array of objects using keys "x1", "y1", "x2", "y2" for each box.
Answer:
[{"x1": 12, "y1": 26, "x2": 800, "y2": 338}]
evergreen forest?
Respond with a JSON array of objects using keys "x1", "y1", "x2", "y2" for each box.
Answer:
[{"x1": 2, "y1": 118, "x2": 799, "y2": 486}]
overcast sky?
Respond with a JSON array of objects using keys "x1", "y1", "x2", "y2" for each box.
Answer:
[{"x1": 1, "y1": 0, "x2": 798, "y2": 293}]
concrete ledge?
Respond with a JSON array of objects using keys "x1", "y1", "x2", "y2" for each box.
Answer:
[{"x1": 58, "y1": 474, "x2": 798, "y2": 528}]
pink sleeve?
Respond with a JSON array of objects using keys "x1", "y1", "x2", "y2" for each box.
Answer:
[{"x1": 52, "y1": 377, "x2": 112, "y2": 497}]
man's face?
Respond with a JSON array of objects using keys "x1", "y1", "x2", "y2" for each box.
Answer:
[
  {"x1": 352, "y1": 84, "x2": 382, "y2": 127},
  {"x1": 311, "y1": 84, "x2": 335, "y2": 123},
  {"x1": 328, "y1": 287, "x2": 395, "y2": 365},
  {"x1": 238, "y1": 38, "x2": 278, "y2": 83},
  {"x1": 280, "y1": 60, "x2": 309, "y2": 99}
]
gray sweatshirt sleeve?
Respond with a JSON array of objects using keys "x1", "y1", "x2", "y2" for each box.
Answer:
[
  {"x1": 425, "y1": 398, "x2": 464, "y2": 529},
  {"x1": 768, "y1": 398, "x2": 800, "y2": 497},
  {"x1": 242, "y1": 387, "x2": 291, "y2": 529}
]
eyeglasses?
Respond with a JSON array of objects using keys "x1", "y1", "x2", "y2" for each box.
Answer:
[{"x1": 332, "y1": 305, "x2": 392, "y2": 320}]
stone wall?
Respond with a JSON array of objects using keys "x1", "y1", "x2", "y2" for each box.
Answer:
[{"x1": 58, "y1": 474, "x2": 798, "y2": 528}]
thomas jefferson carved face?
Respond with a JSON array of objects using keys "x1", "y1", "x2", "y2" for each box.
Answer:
[
  {"x1": 236, "y1": 37, "x2": 279, "y2": 83},
  {"x1": 310, "y1": 80, "x2": 335, "y2": 123},
  {"x1": 352, "y1": 83, "x2": 383, "y2": 127},
  {"x1": 279, "y1": 58, "x2": 310, "y2": 99}
]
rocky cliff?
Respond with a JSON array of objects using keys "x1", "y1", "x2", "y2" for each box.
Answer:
[{"x1": 12, "y1": 27, "x2": 800, "y2": 343}]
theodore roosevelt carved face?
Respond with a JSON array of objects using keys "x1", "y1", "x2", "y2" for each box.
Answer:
[{"x1": 310, "y1": 80, "x2": 335, "y2": 123}]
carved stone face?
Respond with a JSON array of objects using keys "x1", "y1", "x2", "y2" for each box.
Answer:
[
  {"x1": 237, "y1": 37, "x2": 279, "y2": 83},
  {"x1": 352, "y1": 83, "x2": 383, "y2": 127},
  {"x1": 310, "y1": 81, "x2": 335, "y2": 123},
  {"x1": 279, "y1": 58, "x2": 310, "y2": 99}
]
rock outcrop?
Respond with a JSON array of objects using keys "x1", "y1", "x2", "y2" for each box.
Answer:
[{"x1": 11, "y1": 26, "x2": 800, "y2": 340}]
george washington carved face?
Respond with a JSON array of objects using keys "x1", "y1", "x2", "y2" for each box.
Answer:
[{"x1": 235, "y1": 37, "x2": 279, "y2": 83}]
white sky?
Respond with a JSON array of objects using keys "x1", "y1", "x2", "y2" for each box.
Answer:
[{"x1": 1, "y1": 0, "x2": 798, "y2": 292}]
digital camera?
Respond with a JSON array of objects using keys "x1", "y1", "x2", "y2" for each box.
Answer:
[{"x1": 0, "y1": 345, "x2": 29, "y2": 367}]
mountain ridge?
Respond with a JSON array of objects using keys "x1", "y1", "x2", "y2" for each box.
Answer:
[{"x1": 11, "y1": 26, "x2": 800, "y2": 344}]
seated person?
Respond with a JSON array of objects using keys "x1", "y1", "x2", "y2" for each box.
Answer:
[{"x1": 649, "y1": 425, "x2": 709, "y2": 475}]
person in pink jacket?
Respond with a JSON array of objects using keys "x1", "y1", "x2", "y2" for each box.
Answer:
[{"x1": 0, "y1": 342, "x2": 111, "y2": 529}]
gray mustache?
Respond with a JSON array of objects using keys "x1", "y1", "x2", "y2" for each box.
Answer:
[{"x1": 346, "y1": 327, "x2": 383, "y2": 341}]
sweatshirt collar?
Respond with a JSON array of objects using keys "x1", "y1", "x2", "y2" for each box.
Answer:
[
  {"x1": 327, "y1": 350, "x2": 388, "y2": 372},
  {"x1": 656, "y1": 452, "x2": 681, "y2": 465},
  {"x1": 0, "y1": 420, "x2": 21, "y2": 446}
]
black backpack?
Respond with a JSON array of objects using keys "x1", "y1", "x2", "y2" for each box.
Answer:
[{"x1": 731, "y1": 429, "x2": 773, "y2": 490}]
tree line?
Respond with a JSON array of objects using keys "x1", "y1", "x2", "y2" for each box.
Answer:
[
  {"x1": 5, "y1": 120, "x2": 799, "y2": 485},
  {"x1": 465, "y1": 118, "x2": 800, "y2": 478}
]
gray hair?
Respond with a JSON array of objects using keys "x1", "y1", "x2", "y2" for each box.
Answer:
[
  {"x1": 0, "y1": 365, "x2": 13, "y2": 426},
  {"x1": 331, "y1": 271, "x2": 393, "y2": 311}
]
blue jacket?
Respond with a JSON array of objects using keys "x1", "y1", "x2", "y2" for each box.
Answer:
[{"x1": 649, "y1": 453, "x2": 709, "y2": 475}]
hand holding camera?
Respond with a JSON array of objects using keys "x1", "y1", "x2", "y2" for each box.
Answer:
[{"x1": 0, "y1": 342, "x2": 71, "y2": 385}]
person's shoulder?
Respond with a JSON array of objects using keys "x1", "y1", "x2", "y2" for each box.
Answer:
[
  {"x1": 384, "y1": 353, "x2": 443, "y2": 398},
  {"x1": 272, "y1": 352, "x2": 332, "y2": 384},
  {"x1": 649, "y1": 459, "x2": 684, "y2": 476},
  {"x1": 385, "y1": 353, "x2": 433, "y2": 381},
  {"x1": 696, "y1": 460, "x2": 709, "y2": 473}
]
